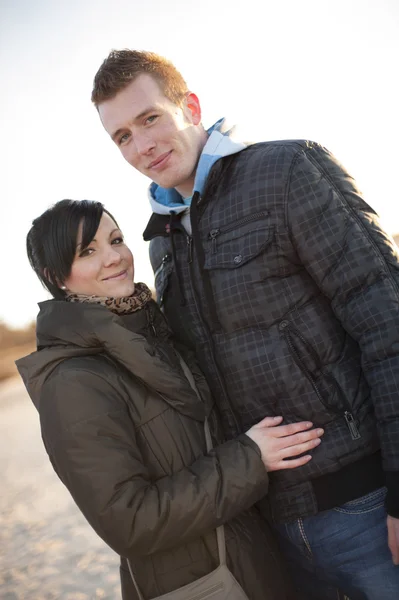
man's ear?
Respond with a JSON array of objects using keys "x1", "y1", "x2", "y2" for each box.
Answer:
[{"x1": 183, "y1": 92, "x2": 202, "y2": 125}]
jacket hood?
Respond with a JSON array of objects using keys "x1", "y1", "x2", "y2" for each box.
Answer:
[
  {"x1": 16, "y1": 301, "x2": 104, "y2": 409},
  {"x1": 16, "y1": 300, "x2": 207, "y2": 421}
]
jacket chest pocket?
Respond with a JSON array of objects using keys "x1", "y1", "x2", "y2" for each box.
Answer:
[
  {"x1": 204, "y1": 212, "x2": 273, "y2": 269},
  {"x1": 202, "y1": 214, "x2": 280, "y2": 328}
]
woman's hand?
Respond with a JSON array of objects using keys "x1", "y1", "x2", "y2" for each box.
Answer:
[{"x1": 245, "y1": 416, "x2": 323, "y2": 471}]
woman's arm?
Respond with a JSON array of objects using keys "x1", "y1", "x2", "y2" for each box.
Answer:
[{"x1": 40, "y1": 367, "x2": 318, "y2": 560}]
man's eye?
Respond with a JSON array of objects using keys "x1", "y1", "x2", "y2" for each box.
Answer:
[
  {"x1": 145, "y1": 115, "x2": 158, "y2": 125},
  {"x1": 119, "y1": 133, "x2": 130, "y2": 145}
]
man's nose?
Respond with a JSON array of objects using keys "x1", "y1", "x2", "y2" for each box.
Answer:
[{"x1": 133, "y1": 132, "x2": 156, "y2": 156}]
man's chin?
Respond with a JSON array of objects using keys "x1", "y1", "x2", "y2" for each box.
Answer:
[
  {"x1": 150, "y1": 174, "x2": 178, "y2": 189},
  {"x1": 156, "y1": 181, "x2": 176, "y2": 189}
]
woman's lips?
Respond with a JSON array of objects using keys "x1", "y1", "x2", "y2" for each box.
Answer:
[{"x1": 103, "y1": 270, "x2": 127, "y2": 281}]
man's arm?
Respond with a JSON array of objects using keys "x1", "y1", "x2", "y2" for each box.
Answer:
[{"x1": 285, "y1": 143, "x2": 399, "y2": 557}]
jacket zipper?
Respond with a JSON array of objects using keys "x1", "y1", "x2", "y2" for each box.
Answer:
[
  {"x1": 187, "y1": 236, "x2": 193, "y2": 264},
  {"x1": 344, "y1": 411, "x2": 361, "y2": 440},
  {"x1": 154, "y1": 254, "x2": 172, "y2": 305},
  {"x1": 280, "y1": 321, "x2": 361, "y2": 440},
  {"x1": 185, "y1": 225, "x2": 240, "y2": 436},
  {"x1": 208, "y1": 210, "x2": 270, "y2": 254},
  {"x1": 154, "y1": 253, "x2": 172, "y2": 279},
  {"x1": 147, "y1": 306, "x2": 158, "y2": 338}
]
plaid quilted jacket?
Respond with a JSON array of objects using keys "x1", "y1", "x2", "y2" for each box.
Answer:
[{"x1": 144, "y1": 140, "x2": 399, "y2": 522}]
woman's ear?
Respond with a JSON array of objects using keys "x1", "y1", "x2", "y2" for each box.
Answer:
[{"x1": 43, "y1": 268, "x2": 67, "y2": 291}]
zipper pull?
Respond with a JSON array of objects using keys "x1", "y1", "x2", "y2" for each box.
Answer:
[
  {"x1": 344, "y1": 411, "x2": 361, "y2": 440},
  {"x1": 186, "y1": 236, "x2": 193, "y2": 264},
  {"x1": 209, "y1": 229, "x2": 221, "y2": 254}
]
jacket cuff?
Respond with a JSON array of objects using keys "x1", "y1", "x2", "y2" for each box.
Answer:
[
  {"x1": 239, "y1": 432, "x2": 262, "y2": 457},
  {"x1": 385, "y1": 471, "x2": 399, "y2": 518}
]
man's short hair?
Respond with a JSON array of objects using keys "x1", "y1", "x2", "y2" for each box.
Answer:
[{"x1": 91, "y1": 49, "x2": 188, "y2": 107}]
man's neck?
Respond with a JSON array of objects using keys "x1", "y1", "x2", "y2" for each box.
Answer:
[
  {"x1": 175, "y1": 128, "x2": 209, "y2": 198},
  {"x1": 175, "y1": 178, "x2": 195, "y2": 199}
]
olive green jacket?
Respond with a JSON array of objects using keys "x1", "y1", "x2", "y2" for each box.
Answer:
[{"x1": 17, "y1": 299, "x2": 291, "y2": 599}]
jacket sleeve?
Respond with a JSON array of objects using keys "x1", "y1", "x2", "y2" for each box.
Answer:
[
  {"x1": 39, "y1": 369, "x2": 269, "y2": 559},
  {"x1": 285, "y1": 142, "x2": 399, "y2": 517}
]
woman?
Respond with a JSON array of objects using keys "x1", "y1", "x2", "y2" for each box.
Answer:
[{"x1": 17, "y1": 199, "x2": 323, "y2": 600}]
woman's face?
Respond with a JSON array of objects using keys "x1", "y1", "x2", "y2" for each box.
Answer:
[{"x1": 63, "y1": 212, "x2": 135, "y2": 297}]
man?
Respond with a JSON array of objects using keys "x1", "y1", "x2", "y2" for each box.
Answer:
[{"x1": 92, "y1": 50, "x2": 399, "y2": 599}]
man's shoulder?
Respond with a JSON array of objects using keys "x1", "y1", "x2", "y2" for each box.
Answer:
[
  {"x1": 242, "y1": 139, "x2": 318, "y2": 160},
  {"x1": 228, "y1": 140, "x2": 337, "y2": 179},
  {"x1": 217, "y1": 140, "x2": 320, "y2": 181}
]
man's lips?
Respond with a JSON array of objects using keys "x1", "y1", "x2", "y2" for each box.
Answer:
[
  {"x1": 102, "y1": 270, "x2": 127, "y2": 281},
  {"x1": 148, "y1": 151, "x2": 172, "y2": 170}
]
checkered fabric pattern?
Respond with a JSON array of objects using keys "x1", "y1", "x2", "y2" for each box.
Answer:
[{"x1": 148, "y1": 140, "x2": 399, "y2": 521}]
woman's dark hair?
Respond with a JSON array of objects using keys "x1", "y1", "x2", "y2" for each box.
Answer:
[{"x1": 27, "y1": 199, "x2": 119, "y2": 299}]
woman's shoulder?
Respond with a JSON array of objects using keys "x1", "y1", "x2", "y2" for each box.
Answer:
[{"x1": 39, "y1": 353, "x2": 131, "y2": 429}]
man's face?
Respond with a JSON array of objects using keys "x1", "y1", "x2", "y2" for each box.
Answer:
[{"x1": 98, "y1": 74, "x2": 206, "y2": 198}]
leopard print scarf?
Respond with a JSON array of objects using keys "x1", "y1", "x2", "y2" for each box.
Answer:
[{"x1": 65, "y1": 282, "x2": 152, "y2": 315}]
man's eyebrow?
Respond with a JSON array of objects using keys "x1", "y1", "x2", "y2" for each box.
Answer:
[{"x1": 111, "y1": 106, "x2": 158, "y2": 142}]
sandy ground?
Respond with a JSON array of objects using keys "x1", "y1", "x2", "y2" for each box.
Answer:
[{"x1": 0, "y1": 378, "x2": 121, "y2": 599}]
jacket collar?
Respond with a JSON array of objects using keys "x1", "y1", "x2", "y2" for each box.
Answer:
[
  {"x1": 16, "y1": 300, "x2": 207, "y2": 421},
  {"x1": 143, "y1": 213, "x2": 171, "y2": 241}
]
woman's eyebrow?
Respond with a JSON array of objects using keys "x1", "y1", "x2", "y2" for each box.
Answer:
[
  {"x1": 76, "y1": 229, "x2": 120, "y2": 250},
  {"x1": 76, "y1": 237, "x2": 96, "y2": 250}
]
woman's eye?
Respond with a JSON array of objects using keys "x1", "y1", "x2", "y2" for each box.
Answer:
[
  {"x1": 111, "y1": 237, "x2": 124, "y2": 245},
  {"x1": 79, "y1": 248, "x2": 94, "y2": 258}
]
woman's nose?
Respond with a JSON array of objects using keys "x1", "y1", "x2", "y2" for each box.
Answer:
[{"x1": 104, "y1": 247, "x2": 122, "y2": 266}]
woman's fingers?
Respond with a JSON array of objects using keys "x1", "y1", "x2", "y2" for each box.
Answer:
[
  {"x1": 245, "y1": 417, "x2": 324, "y2": 472},
  {"x1": 271, "y1": 421, "x2": 315, "y2": 437},
  {"x1": 275, "y1": 454, "x2": 313, "y2": 470},
  {"x1": 254, "y1": 417, "x2": 316, "y2": 436},
  {"x1": 280, "y1": 436, "x2": 321, "y2": 459},
  {"x1": 255, "y1": 418, "x2": 324, "y2": 440},
  {"x1": 278, "y1": 428, "x2": 324, "y2": 449}
]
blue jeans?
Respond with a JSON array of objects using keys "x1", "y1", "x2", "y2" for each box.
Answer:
[{"x1": 274, "y1": 487, "x2": 399, "y2": 600}]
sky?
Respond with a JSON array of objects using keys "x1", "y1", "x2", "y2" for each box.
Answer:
[{"x1": 1, "y1": 0, "x2": 398, "y2": 328}]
